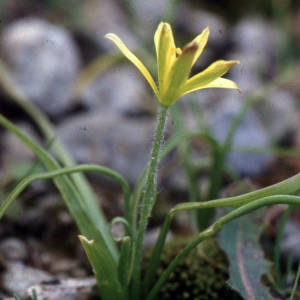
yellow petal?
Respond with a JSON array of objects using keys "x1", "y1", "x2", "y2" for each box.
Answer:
[
  {"x1": 184, "y1": 77, "x2": 241, "y2": 94},
  {"x1": 105, "y1": 33, "x2": 159, "y2": 96},
  {"x1": 191, "y1": 27, "x2": 210, "y2": 66},
  {"x1": 154, "y1": 22, "x2": 176, "y2": 90},
  {"x1": 159, "y1": 42, "x2": 199, "y2": 106},
  {"x1": 184, "y1": 60, "x2": 239, "y2": 94}
]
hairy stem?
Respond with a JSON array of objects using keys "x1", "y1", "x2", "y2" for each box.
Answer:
[{"x1": 131, "y1": 103, "x2": 169, "y2": 299}]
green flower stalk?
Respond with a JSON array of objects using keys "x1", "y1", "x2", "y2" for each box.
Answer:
[{"x1": 105, "y1": 22, "x2": 240, "y2": 298}]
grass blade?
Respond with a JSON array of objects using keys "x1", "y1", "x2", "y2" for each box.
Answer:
[{"x1": 79, "y1": 236, "x2": 127, "y2": 300}]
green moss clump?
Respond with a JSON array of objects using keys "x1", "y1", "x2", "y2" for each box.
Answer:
[{"x1": 143, "y1": 237, "x2": 243, "y2": 300}]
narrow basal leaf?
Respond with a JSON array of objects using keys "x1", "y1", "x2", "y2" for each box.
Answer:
[
  {"x1": 79, "y1": 236, "x2": 127, "y2": 300},
  {"x1": 218, "y1": 207, "x2": 275, "y2": 300}
]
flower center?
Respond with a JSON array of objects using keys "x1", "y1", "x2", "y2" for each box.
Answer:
[
  {"x1": 176, "y1": 48, "x2": 182, "y2": 55},
  {"x1": 171, "y1": 47, "x2": 182, "y2": 57}
]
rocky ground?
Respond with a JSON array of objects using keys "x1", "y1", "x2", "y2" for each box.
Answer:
[{"x1": 0, "y1": 0, "x2": 300, "y2": 299}]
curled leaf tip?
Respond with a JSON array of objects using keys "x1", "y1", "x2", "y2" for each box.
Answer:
[{"x1": 78, "y1": 235, "x2": 94, "y2": 244}]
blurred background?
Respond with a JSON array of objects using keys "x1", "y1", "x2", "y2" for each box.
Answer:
[
  {"x1": 1, "y1": 0, "x2": 300, "y2": 298},
  {"x1": 1, "y1": 0, "x2": 300, "y2": 184}
]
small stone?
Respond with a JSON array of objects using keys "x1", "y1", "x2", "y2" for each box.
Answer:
[
  {"x1": 0, "y1": 18, "x2": 81, "y2": 116},
  {"x1": 227, "y1": 50, "x2": 262, "y2": 95},
  {"x1": 2, "y1": 261, "x2": 53, "y2": 299},
  {"x1": 79, "y1": 0, "x2": 137, "y2": 50},
  {"x1": 0, "y1": 238, "x2": 27, "y2": 261},
  {"x1": 57, "y1": 112, "x2": 154, "y2": 184},
  {"x1": 231, "y1": 16, "x2": 277, "y2": 55},
  {"x1": 132, "y1": 0, "x2": 169, "y2": 39},
  {"x1": 82, "y1": 65, "x2": 152, "y2": 115},
  {"x1": 1, "y1": 122, "x2": 39, "y2": 168},
  {"x1": 211, "y1": 97, "x2": 273, "y2": 176},
  {"x1": 230, "y1": 16, "x2": 278, "y2": 79},
  {"x1": 178, "y1": 4, "x2": 229, "y2": 48},
  {"x1": 259, "y1": 89, "x2": 300, "y2": 141},
  {"x1": 27, "y1": 277, "x2": 97, "y2": 300}
]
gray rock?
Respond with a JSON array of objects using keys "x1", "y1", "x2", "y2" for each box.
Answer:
[
  {"x1": 132, "y1": 0, "x2": 170, "y2": 39},
  {"x1": 79, "y1": 0, "x2": 138, "y2": 50},
  {"x1": 56, "y1": 112, "x2": 154, "y2": 184},
  {"x1": 0, "y1": 238, "x2": 27, "y2": 261},
  {"x1": 2, "y1": 261, "x2": 53, "y2": 299},
  {"x1": 1, "y1": 122, "x2": 39, "y2": 168},
  {"x1": 226, "y1": 16, "x2": 280, "y2": 100},
  {"x1": 231, "y1": 16, "x2": 278, "y2": 56},
  {"x1": 230, "y1": 16, "x2": 278, "y2": 79},
  {"x1": 134, "y1": 0, "x2": 168, "y2": 24},
  {"x1": 210, "y1": 97, "x2": 273, "y2": 176},
  {"x1": 227, "y1": 50, "x2": 262, "y2": 95},
  {"x1": 259, "y1": 89, "x2": 300, "y2": 141},
  {"x1": 1, "y1": 121, "x2": 47, "y2": 193},
  {"x1": 82, "y1": 65, "x2": 153, "y2": 115},
  {"x1": 0, "y1": 18, "x2": 81, "y2": 116},
  {"x1": 178, "y1": 4, "x2": 229, "y2": 49},
  {"x1": 27, "y1": 277, "x2": 97, "y2": 300}
]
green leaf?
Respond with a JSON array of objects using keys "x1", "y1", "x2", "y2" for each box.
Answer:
[
  {"x1": 218, "y1": 207, "x2": 275, "y2": 300},
  {"x1": 79, "y1": 236, "x2": 127, "y2": 300},
  {"x1": 0, "y1": 61, "x2": 118, "y2": 258},
  {"x1": 0, "y1": 115, "x2": 118, "y2": 262}
]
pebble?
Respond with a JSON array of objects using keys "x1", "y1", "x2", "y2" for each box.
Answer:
[
  {"x1": 57, "y1": 112, "x2": 154, "y2": 184},
  {"x1": 1, "y1": 121, "x2": 47, "y2": 193},
  {"x1": 1, "y1": 122, "x2": 39, "y2": 169},
  {"x1": 231, "y1": 16, "x2": 278, "y2": 57},
  {"x1": 259, "y1": 89, "x2": 300, "y2": 141},
  {"x1": 210, "y1": 97, "x2": 273, "y2": 176},
  {"x1": 2, "y1": 261, "x2": 53, "y2": 299},
  {"x1": 178, "y1": 3, "x2": 229, "y2": 49},
  {"x1": 230, "y1": 16, "x2": 278, "y2": 79},
  {"x1": 132, "y1": 0, "x2": 170, "y2": 39},
  {"x1": 27, "y1": 277, "x2": 97, "y2": 300},
  {"x1": 0, "y1": 238, "x2": 27, "y2": 261},
  {"x1": 227, "y1": 50, "x2": 263, "y2": 95},
  {"x1": 79, "y1": 0, "x2": 138, "y2": 50},
  {"x1": 82, "y1": 65, "x2": 153, "y2": 115},
  {"x1": 0, "y1": 18, "x2": 81, "y2": 117}
]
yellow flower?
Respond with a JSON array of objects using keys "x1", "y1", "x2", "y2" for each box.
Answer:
[{"x1": 105, "y1": 22, "x2": 240, "y2": 106}]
